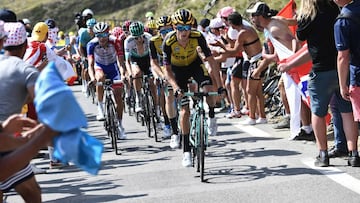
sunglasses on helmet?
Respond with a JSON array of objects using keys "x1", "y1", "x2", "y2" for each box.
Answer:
[{"x1": 176, "y1": 24, "x2": 191, "y2": 31}]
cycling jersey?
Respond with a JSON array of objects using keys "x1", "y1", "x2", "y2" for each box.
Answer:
[
  {"x1": 150, "y1": 34, "x2": 163, "y2": 60},
  {"x1": 162, "y1": 30, "x2": 211, "y2": 67},
  {"x1": 87, "y1": 35, "x2": 123, "y2": 80},
  {"x1": 79, "y1": 29, "x2": 94, "y2": 57},
  {"x1": 124, "y1": 32, "x2": 152, "y2": 60}
]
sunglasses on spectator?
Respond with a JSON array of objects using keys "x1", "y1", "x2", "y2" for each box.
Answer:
[
  {"x1": 159, "y1": 28, "x2": 173, "y2": 35},
  {"x1": 176, "y1": 24, "x2": 191, "y2": 31},
  {"x1": 96, "y1": 32, "x2": 109, "y2": 38},
  {"x1": 214, "y1": 26, "x2": 225, "y2": 30}
]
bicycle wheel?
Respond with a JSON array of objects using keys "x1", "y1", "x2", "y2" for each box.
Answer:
[
  {"x1": 199, "y1": 111, "x2": 205, "y2": 182},
  {"x1": 148, "y1": 94, "x2": 158, "y2": 142},
  {"x1": 143, "y1": 93, "x2": 152, "y2": 138},
  {"x1": 107, "y1": 98, "x2": 121, "y2": 155}
]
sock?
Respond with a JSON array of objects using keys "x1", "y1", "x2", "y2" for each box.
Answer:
[
  {"x1": 183, "y1": 134, "x2": 190, "y2": 152},
  {"x1": 164, "y1": 114, "x2": 170, "y2": 126},
  {"x1": 301, "y1": 125, "x2": 313, "y2": 134},
  {"x1": 136, "y1": 91, "x2": 142, "y2": 103},
  {"x1": 170, "y1": 117, "x2": 178, "y2": 135},
  {"x1": 209, "y1": 107, "x2": 215, "y2": 118},
  {"x1": 351, "y1": 151, "x2": 359, "y2": 157}
]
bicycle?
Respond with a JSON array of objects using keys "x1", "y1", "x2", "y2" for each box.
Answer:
[
  {"x1": 139, "y1": 74, "x2": 159, "y2": 142},
  {"x1": 184, "y1": 90, "x2": 218, "y2": 182},
  {"x1": 98, "y1": 79, "x2": 123, "y2": 155}
]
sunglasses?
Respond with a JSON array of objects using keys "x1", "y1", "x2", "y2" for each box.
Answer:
[
  {"x1": 214, "y1": 26, "x2": 225, "y2": 31},
  {"x1": 176, "y1": 24, "x2": 191, "y2": 31},
  {"x1": 96, "y1": 32, "x2": 109, "y2": 38},
  {"x1": 133, "y1": 35, "x2": 144, "y2": 40},
  {"x1": 159, "y1": 28, "x2": 173, "y2": 35}
]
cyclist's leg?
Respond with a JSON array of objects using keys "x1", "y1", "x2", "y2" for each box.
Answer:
[
  {"x1": 194, "y1": 62, "x2": 217, "y2": 136},
  {"x1": 131, "y1": 63, "x2": 143, "y2": 111},
  {"x1": 165, "y1": 86, "x2": 179, "y2": 136},
  {"x1": 94, "y1": 65, "x2": 106, "y2": 120}
]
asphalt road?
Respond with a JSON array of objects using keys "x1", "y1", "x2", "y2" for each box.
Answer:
[{"x1": 5, "y1": 85, "x2": 360, "y2": 203}]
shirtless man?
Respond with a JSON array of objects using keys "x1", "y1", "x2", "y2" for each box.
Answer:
[
  {"x1": 247, "y1": 1, "x2": 314, "y2": 140},
  {"x1": 213, "y1": 11, "x2": 268, "y2": 125}
]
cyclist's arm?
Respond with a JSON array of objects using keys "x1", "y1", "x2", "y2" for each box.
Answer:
[
  {"x1": 114, "y1": 38, "x2": 127, "y2": 80},
  {"x1": 87, "y1": 42, "x2": 96, "y2": 81},
  {"x1": 124, "y1": 39, "x2": 133, "y2": 77},
  {"x1": 164, "y1": 64, "x2": 179, "y2": 91},
  {"x1": 150, "y1": 40, "x2": 165, "y2": 78},
  {"x1": 198, "y1": 34, "x2": 223, "y2": 89}
]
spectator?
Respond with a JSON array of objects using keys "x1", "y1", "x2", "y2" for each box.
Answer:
[
  {"x1": 0, "y1": 21, "x2": 42, "y2": 203},
  {"x1": 333, "y1": 0, "x2": 360, "y2": 164},
  {"x1": 279, "y1": 0, "x2": 359, "y2": 167}
]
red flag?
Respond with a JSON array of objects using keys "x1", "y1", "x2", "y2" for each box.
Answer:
[{"x1": 277, "y1": 0, "x2": 297, "y2": 35}]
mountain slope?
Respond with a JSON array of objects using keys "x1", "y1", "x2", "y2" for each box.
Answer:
[{"x1": 2, "y1": 0, "x2": 295, "y2": 32}]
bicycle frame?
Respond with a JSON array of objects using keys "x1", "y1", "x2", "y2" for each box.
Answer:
[
  {"x1": 99, "y1": 79, "x2": 123, "y2": 155},
  {"x1": 184, "y1": 91, "x2": 218, "y2": 182}
]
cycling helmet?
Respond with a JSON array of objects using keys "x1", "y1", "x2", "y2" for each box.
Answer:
[
  {"x1": 82, "y1": 8, "x2": 94, "y2": 17},
  {"x1": 157, "y1": 15, "x2": 172, "y2": 27},
  {"x1": 145, "y1": 11, "x2": 154, "y2": 19},
  {"x1": 122, "y1": 20, "x2": 131, "y2": 31},
  {"x1": 110, "y1": 26, "x2": 123, "y2": 38},
  {"x1": 93, "y1": 22, "x2": 109, "y2": 34},
  {"x1": 86, "y1": 18, "x2": 97, "y2": 28},
  {"x1": 172, "y1": 8, "x2": 194, "y2": 25},
  {"x1": 45, "y1": 19, "x2": 56, "y2": 29},
  {"x1": 147, "y1": 19, "x2": 158, "y2": 29},
  {"x1": 129, "y1": 21, "x2": 144, "y2": 36}
]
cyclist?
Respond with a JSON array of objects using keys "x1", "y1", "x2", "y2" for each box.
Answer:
[
  {"x1": 124, "y1": 21, "x2": 155, "y2": 113},
  {"x1": 87, "y1": 22, "x2": 126, "y2": 139},
  {"x1": 150, "y1": 15, "x2": 179, "y2": 139},
  {"x1": 119, "y1": 20, "x2": 132, "y2": 102},
  {"x1": 163, "y1": 9, "x2": 224, "y2": 167},
  {"x1": 78, "y1": 18, "x2": 96, "y2": 95}
]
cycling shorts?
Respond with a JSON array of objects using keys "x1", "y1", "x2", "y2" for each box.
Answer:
[
  {"x1": 130, "y1": 55, "x2": 151, "y2": 75},
  {"x1": 95, "y1": 62, "x2": 121, "y2": 81}
]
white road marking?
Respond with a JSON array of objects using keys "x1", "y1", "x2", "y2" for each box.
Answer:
[
  {"x1": 234, "y1": 123, "x2": 360, "y2": 195},
  {"x1": 303, "y1": 159, "x2": 360, "y2": 195},
  {"x1": 234, "y1": 124, "x2": 271, "y2": 137}
]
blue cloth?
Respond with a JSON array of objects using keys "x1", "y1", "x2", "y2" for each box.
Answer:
[{"x1": 34, "y1": 62, "x2": 103, "y2": 175}]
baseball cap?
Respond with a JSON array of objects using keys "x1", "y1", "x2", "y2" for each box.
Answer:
[
  {"x1": 32, "y1": 22, "x2": 48, "y2": 41},
  {"x1": 0, "y1": 9, "x2": 17, "y2": 22},
  {"x1": 45, "y1": 19, "x2": 56, "y2": 29},
  {"x1": 246, "y1": 2, "x2": 271, "y2": 17},
  {"x1": 0, "y1": 20, "x2": 8, "y2": 39},
  {"x1": 219, "y1": 6, "x2": 235, "y2": 18},
  {"x1": 3, "y1": 22, "x2": 27, "y2": 47},
  {"x1": 199, "y1": 18, "x2": 210, "y2": 28},
  {"x1": 209, "y1": 18, "x2": 225, "y2": 29}
]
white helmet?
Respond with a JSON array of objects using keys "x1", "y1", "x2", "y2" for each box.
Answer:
[{"x1": 82, "y1": 8, "x2": 94, "y2": 17}]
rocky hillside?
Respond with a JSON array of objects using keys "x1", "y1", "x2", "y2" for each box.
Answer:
[{"x1": 2, "y1": 0, "x2": 296, "y2": 32}]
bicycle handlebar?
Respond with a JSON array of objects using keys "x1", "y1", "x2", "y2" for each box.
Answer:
[{"x1": 184, "y1": 91, "x2": 218, "y2": 97}]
